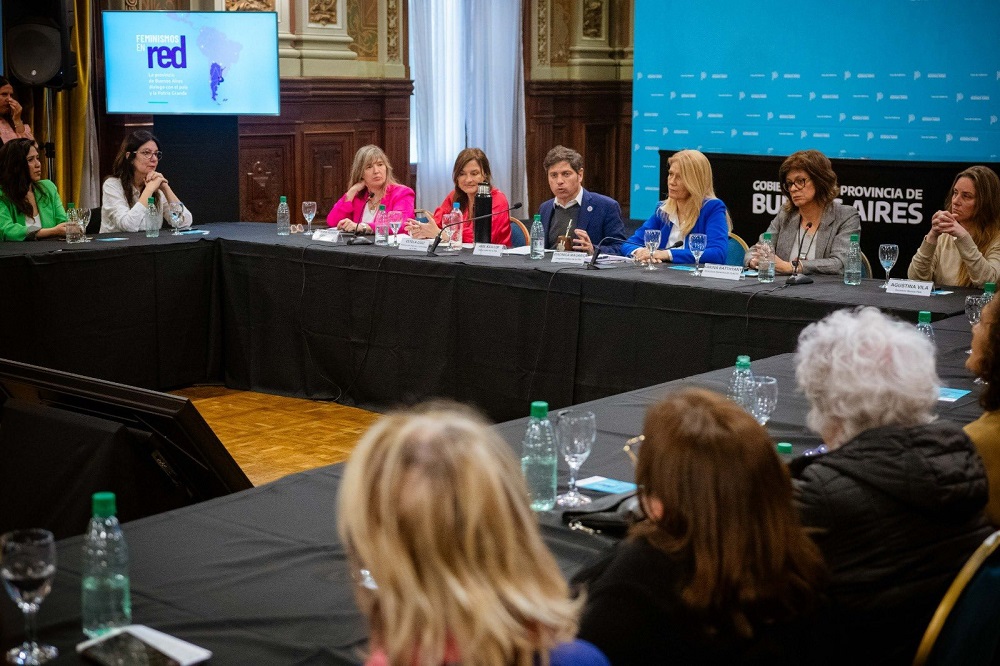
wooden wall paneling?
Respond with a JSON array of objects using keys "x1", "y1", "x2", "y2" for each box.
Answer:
[
  {"x1": 239, "y1": 134, "x2": 295, "y2": 223},
  {"x1": 302, "y1": 130, "x2": 355, "y2": 218}
]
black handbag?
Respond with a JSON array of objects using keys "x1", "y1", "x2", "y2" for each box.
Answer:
[{"x1": 561, "y1": 491, "x2": 643, "y2": 538}]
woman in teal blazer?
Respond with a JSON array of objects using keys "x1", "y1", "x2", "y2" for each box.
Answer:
[{"x1": 0, "y1": 138, "x2": 68, "y2": 241}]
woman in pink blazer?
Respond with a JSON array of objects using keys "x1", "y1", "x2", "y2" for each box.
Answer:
[{"x1": 326, "y1": 145, "x2": 415, "y2": 234}]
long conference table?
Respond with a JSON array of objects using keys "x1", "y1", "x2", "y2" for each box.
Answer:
[
  {"x1": 0, "y1": 222, "x2": 980, "y2": 423},
  {"x1": 0, "y1": 319, "x2": 984, "y2": 664}
]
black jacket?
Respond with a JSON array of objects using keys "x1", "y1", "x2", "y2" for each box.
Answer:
[{"x1": 790, "y1": 421, "x2": 992, "y2": 665}]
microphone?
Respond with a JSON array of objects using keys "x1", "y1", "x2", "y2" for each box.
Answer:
[
  {"x1": 427, "y1": 202, "x2": 523, "y2": 256},
  {"x1": 785, "y1": 222, "x2": 815, "y2": 285},
  {"x1": 586, "y1": 235, "x2": 628, "y2": 269}
]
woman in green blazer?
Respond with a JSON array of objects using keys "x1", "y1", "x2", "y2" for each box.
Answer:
[{"x1": 0, "y1": 138, "x2": 68, "y2": 241}]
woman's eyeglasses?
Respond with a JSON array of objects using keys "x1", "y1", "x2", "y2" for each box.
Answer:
[
  {"x1": 783, "y1": 177, "x2": 810, "y2": 191},
  {"x1": 137, "y1": 150, "x2": 162, "y2": 160}
]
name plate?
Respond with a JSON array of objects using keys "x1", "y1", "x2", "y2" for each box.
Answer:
[
  {"x1": 550, "y1": 251, "x2": 589, "y2": 265},
  {"x1": 312, "y1": 229, "x2": 340, "y2": 243},
  {"x1": 700, "y1": 263, "x2": 743, "y2": 281},
  {"x1": 886, "y1": 278, "x2": 933, "y2": 296},
  {"x1": 473, "y1": 243, "x2": 505, "y2": 257},
  {"x1": 398, "y1": 237, "x2": 433, "y2": 252}
]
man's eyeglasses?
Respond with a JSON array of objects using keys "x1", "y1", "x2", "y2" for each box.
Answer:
[
  {"x1": 783, "y1": 177, "x2": 810, "y2": 191},
  {"x1": 137, "y1": 150, "x2": 162, "y2": 160}
]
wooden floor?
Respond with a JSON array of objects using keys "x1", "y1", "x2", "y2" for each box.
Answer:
[{"x1": 173, "y1": 386, "x2": 380, "y2": 487}]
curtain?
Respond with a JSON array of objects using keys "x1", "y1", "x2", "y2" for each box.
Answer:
[
  {"x1": 409, "y1": 0, "x2": 529, "y2": 213},
  {"x1": 23, "y1": 0, "x2": 99, "y2": 210}
]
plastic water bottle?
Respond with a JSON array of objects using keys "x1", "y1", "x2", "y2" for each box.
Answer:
[
  {"x1": 916, "y1": 310, "x2": 935, "y2": 345},
  {"x1": 843, "y1": 233, "x2": 863, "y2": 285},
  {"x1": 65, "y1": 202, "x2": 82, "y2": 243},
  {"x1": 521, "y1": 401, "x2": 557, "y2": 511},
  {"x1": 757, "y1": 232, "x2": 775, "y2": 283},
  {"x1": 276, "y1": 195, "x2": 290, "y2": 236},
  {"x1": 446, "y1": 202, "x2": 463, "y2": 251},
  {"x1": 984, "y1": 282, "x2": 996, "y2": 305},
  {"x1": 727, "y1": 355, "x2": 756, "y2": 412},
  {"x1": 145, "y1": 197, "x2": 159, "y2": 238},
  {"x1": 82, "y1": 492, "x2": 132, "y2": 638},
  {"x1": 530, "y1": 214, "x2": 545, "y2": 259},
  {"x1": 373, "y1": 204, "x2": 389, "y2": 246}
]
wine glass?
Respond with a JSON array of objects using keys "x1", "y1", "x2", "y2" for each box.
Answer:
[
  {"x1": 688, "y1": 233, "x2": 708, "y2": 275},
  {"x1": 642, "y1": 229, "x2": 661, "y2": 271},
  {"x1": 167, "y1": 202, "x2": 185, "y2": 235},
  {"x1": 1, "y1": 529, "x2": 58, "y2": 665},
  {"x1": 878, "y1": 244, "x2": 899, "y2": 289},
  {"x1": 556, "y1": 409, "x2": 595, "y2": 508},
  {"x1": 388, "y1": 211, "x2": 403, "y2": 247},
  {"x1": 751, "y1": 376, "x2": 779, "y2": 426},
  {"x1": 301, "y1": 201, "x2": 317, "y2": 234},
  {"x1": 966, "y1": 295, "x2": 984, "y2": 355},
  {"x1": 77, "y1": 208, "x2": 92, "y2": 242}
]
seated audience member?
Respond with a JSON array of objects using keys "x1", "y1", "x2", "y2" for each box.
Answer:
[
  {"x1": 537, "y1": 145, "x2": 626, "y2": 255},
  {"x1": 406, "y1": 147, "x2": 513, "y2": 247},
  {"x1": 907, "y1": 165, "x2": 1000, "y2": 288},
  {"x1": 0, "y1": 77, "x2": 33, "y2": 144},
  {"x1": 577, "y1": 389, "x2": 832, "y2": 665},
  {"x1": 966, "y1": 295, "x2": 1000, "y2": 524},
  {"x1": 338, "y1": 402, "x2": 609, "y2": 666},
  {"x1": 0, "y1": 138, "x2": 68, "y2": 241},
  {"x1": 790, "y1": 306, "x2": 992, "y2": 664},
  {"x1": 622, "y1": 149, "x2": 729, "y2": 264},
  {"x1": 326, "y1": 144, "x2": 415, "y2": 234},
  {"x1": 746, "y1": 149, "x2": 860, "y2": 275},
  {"x1": 101, "y1": 130, "x2": 192, "y2": 233}
]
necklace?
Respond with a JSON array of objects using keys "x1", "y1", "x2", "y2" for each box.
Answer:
[{"x1": 367, "y1": 190, "x2": 384, "y2": 211}]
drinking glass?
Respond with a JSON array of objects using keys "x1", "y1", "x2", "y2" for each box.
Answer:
[
  {"x1": 878, "y1": 244, "x2": 899, "y2": 289},
  {"x1": 77, "y1": 208, "x2": 92, "y2": 242},
  {"x1": 301, "y1": 201, "x2": 317, "y2": 234},
  {"x1": 167, "y1": 202, "x2": 185, "y2": 235},
  {"x1": 556, "y1": 409, "x2": 595, "y2": 508},
  {"x1": 642, "y1": 229, "x2": 661, "y2": 271},
  {"x1": 388, "y1": 211, "x2": 403, "y2": 247},
  {"x1": 966, "y1": 295, "x2": 984, "y2": 355},
  {"x1": 751, "y1": 376, "x2": 779, "y2": 426},
  {"x1": 1, "y1": 529, "x2": 58, "y2": 665},
  {"x1": 689, "y1": 233, "x2": 708, "y2": 275}
]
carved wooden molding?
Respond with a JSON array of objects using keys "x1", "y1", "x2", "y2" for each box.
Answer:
[
  {"x1": 310, "y1": 0, "x2": 337, "y2": 24},
  {"x1": 347, "y1": 0, "x2": 378, "y2": 60},
  {"x1": 386, "y1": 0, "x2": 400, "y2": 62},
  {"x1": 582, "y1": 0, "x2": 604, "y2": 39},
  {"x1": 537, "y1": 0, "x2": 549, "y2": 65},
  {"x1": 226, "y1": 0, "x2": 274, "y2": 9}
]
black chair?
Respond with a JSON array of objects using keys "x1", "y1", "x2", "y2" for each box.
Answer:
[
  {"x1": 912, "y1": 529, "x2": 1000, "y2": 665},
  {"x1": 87, "y1": 207, "x2": 101, "y2": 235}
]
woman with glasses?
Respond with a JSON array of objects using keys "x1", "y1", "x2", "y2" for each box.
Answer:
[
  {"x1": 747, "y1": 149, "x2": 860, "y2": 275},
  {"x1": 576, "y1": 388, "x2": 832, "y2": 664},
  {"x1": 338, "y1": 402, "x2": 609, "y2": 666},
  {"x1": 621, "y1": 149, "x2": 730, "y2": 264},
  {"x1": 0, "y1": 138, "x2": 69, "y2": 241},
  {"x1": 906, "y1": 165, "x2": 1000, "y2": 287},
  {"x1": 101, "y1": 129, "x2": 192, "y2": 233},
  {"x1": 326, "y1": 144, "x2": 414, "y2": 234}
]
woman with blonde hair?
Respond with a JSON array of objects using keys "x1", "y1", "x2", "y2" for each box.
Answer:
[
  {"x1": 326, "y1": 144, "x2": 415, "y2": 233},
  {"x1": 576, "y1": 388, "x2": 830, "y2": 663},
  {"x1": 337, "y1": 402, "x2": 609, "y2": 666},
  {"x1": 747, "y1": 149, "x2": 860, "y2": 275},
  {"x1": 622, "y1": 149, "x2": 730, "y2": 264},
  {"x1": 907, "y1": 165, "x2": 1000, "y2": 287}
]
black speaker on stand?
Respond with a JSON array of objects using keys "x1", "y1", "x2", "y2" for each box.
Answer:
[{"x1": 3, "y1": 0, "x2": 78, "y2": 177}]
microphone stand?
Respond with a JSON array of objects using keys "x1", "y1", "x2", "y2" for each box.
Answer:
[
  {"x1": 427, "y1": 202, "x2": 522, "y2": 256},
  {"x1": 785, "y1": 222, "x2": 816, "y2": 285},
  {"x1": 586, "y1": 235, "x2": 627, "y2": 269}
]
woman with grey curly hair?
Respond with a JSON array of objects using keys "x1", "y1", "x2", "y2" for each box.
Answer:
[{"x1": 789, "y1": 306, "x2": 991, "y2": 664}]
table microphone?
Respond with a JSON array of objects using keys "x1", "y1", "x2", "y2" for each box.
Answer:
[
  {"x1": 786, "y1": 222, "x2": 815, "y2": 285},
  {"x1": 427, "y1": 202, "x2": 523, "y2": 256},
  {"x1": 586, "y1": 235, "x2": 628, "y2": 269}
]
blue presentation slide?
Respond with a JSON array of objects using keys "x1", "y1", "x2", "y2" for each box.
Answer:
[
  {"x1": 103, "y1": 11, "x2": 279, "y2": 115},
  {"x1": 631, "y1": 0, "x2": 1000, "y2": 215}
]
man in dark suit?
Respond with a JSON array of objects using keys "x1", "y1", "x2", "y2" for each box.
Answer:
[{"x1": 537, "y1": 146, "x2": 626, "y2": 255}]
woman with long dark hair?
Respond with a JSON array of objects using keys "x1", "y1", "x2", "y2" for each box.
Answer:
[
  {"x1": 0, "y1": 138, "x2": 68, "y2": 241},
  {"x1": 101, "y1": 129, "x2": 192, "y2": 232},
  {"x1": 0, "y1": 77, "x2": 33, "y2": 144}
]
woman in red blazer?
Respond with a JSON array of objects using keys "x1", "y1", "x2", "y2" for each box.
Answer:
[{"x1": 326, "y1": 145, "x2": 415, "y2": 234}]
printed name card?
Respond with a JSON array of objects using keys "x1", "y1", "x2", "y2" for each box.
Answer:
[
  {"x1": 550, "y1": 251, "x2": 589, "y2": 265},
  {"x1": 700, "y1": 263, "x2": 743, "y2": 281},
  {"x1": 397, "y1": 237, "x2": 432, "y2": 252},
  {"x1": 472, "y1": 243, "x2": 505, "y2": 257},
  {"x1": 939, "y1": 387, "x2": 972, "y2": 402},
  {"x1": 312, "y1": 229, "x2": 340, "y2": 243},
  {"x1": 886, "y1": 278, "x2": 933, "y2": 296},
  {"x1": 577, "y1": 476, "x2": 638, "y2": 494}
]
